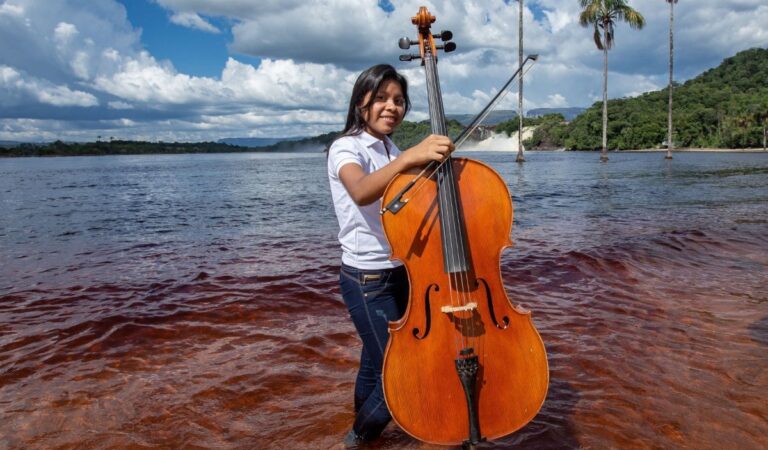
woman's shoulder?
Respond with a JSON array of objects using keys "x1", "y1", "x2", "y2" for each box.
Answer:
[
  {"x1": 331, "y1": 133, "x2": 363, "y2": 148},
  {"x1": 328, "y1": 133, "x2": 365, "y2": 156}
]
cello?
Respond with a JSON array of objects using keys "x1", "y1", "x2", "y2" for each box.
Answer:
[{"x1": 380, "y1": 7, "x2": 549, "y2": 447}]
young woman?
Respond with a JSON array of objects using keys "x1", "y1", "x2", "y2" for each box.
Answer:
[{"x1": 326, "y1": 64, "x2": 453, "y2": 444}]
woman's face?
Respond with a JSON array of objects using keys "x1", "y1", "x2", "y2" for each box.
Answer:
[{"x1": 361, "y1": 79, "x2": 405, "y2": 140}]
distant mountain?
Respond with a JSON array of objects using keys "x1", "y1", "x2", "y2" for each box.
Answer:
[
  {"x1": 0, "y1": 140, "x2": 23, "y2": 148},
  {"x1": 527, "y1": 107, "x2": 585, "y2": 121},
  {"x1": 255, "y1": 131, "x2": 339, "y2": 153},
  {"x1": 447, "y1": 108, "x2": 585, "y2": 126},
  {"x1": 217, "y1": 136, "x2": 307, "y2": 147},
  {"x1": 446, "y1": 110, "x2": 519, "y2": 126}
]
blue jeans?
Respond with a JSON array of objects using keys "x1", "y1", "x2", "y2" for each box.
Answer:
[{"x1": 339, "y1": 263, "x2": 409, "y2": 441}]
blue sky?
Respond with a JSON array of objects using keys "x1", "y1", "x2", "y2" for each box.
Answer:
[
  {"x1": 1, "y1": 0, "x2": 766, "y2": 142},
  {"x1": 120, "y1": 0, "x2": 237, "y2": 78}
]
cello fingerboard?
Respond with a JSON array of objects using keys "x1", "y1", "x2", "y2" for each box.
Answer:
[{"x1": 424, "y1": 47, "x2": 471, "y2": 274}]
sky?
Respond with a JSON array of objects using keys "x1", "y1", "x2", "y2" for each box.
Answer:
[{"x1": 0, "y1": 0, "x2": 766, "y2": 142}]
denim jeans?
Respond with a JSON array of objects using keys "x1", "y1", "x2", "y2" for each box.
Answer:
[{"x1": 339, "y1": 263, "x2": 409, "y2": 441}]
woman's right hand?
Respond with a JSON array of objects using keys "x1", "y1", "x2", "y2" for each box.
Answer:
[
  {"x1": 337, "y1": 134, "x2": 454, "y2": 206},
  {"x1": 402, "y1": 134, "x2": 454, "y2": 169}
]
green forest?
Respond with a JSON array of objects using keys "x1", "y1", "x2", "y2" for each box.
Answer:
[
  {"x1": 0, "y1": 140, "x2": 253, "y2": 157},
  {"x1": 0, "y1": 122, "x2": 464, "y2": 157},
  {"x1": 515, "y1": 47, "x2": 768, "y2": 150}
]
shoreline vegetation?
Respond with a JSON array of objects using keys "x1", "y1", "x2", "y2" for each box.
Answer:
[
  {"x1": 2, "y1": 48, "x2": 766, "y2": 158},
  {"x1": 2, "y1": 138, "x2": 764, "y2": 158}
]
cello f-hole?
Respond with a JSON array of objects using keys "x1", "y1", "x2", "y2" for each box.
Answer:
[
  {"x1": 412, "y1": 283, "x2": 438, "y2": 339},
  {"x1": 477, "y1": 278, "x2": 509, "y2": 330}
]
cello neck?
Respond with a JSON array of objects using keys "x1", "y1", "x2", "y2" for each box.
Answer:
[{"x1": 423, "y1": 51, "x2": 450, "y2": 140}]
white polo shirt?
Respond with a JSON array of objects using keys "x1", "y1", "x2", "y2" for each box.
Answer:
[{"x1": 327, "y1": 131, "x2": 403, "y2": 270}]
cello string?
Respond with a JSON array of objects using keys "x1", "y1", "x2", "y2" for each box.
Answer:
[
  {"x1": 444, "y1": 150, "x2": 476, "y2": 356},
  {"x1": 424, "y1": 47, "x2": 475, "y2": 353},
  {"x1": 443, "y1": 164, "x2": 468, "y2": 357},
  {"x1": 424, "y1": 49, "x2": 463, "y2": 357},
  {"x1": 429, "y1": 63, "x2": 543, "y2": 360}
]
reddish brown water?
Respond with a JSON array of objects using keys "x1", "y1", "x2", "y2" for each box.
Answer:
[{"x1": 1, "y1": 152, "x2": 767, "y2": 448}]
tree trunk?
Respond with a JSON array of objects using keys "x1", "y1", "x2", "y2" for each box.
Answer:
[
  {"x1": 666, "y1": 0, "x2": 674, "y2": 159},
  {"x1": 763, "y1": 124, "x2": 766, "y2": 151},
  {"x1": 516, "y1": 0, "x2": 525, "y2": 163},
  {"x1": 601, "y1": 29, "x2": 608, "y2": 162}
]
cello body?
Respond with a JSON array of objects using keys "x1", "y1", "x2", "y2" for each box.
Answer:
[
  {"x1": 380, "y1": 7, "x2": 548, "y2": 445},
  {"x1": 381, "y1": 158, "x2": 548, "y2": 444}
]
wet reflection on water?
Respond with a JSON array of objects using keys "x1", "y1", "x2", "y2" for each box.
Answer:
[{"x1": 1, "y1": 151, "x2": 767, "y2": 448}]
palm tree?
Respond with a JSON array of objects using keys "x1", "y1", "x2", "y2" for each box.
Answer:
[
  {"x1": 579, "y1": 0, "x2": 645, "y2": 161},
  {"x1": 516, "y1": 0, "x2": 525, "y2": 163},
  {"x1": 665, "y1": 0, "x2": 677, "y2": 160}
]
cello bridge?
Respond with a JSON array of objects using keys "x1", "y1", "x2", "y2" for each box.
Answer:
[{"x1": 440, "y1": 302, "x2": 477, "y2": 314}]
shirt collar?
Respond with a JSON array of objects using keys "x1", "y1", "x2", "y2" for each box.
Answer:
[{"x1": 359, "y1": 130, "x2": 392, "y2": 149}]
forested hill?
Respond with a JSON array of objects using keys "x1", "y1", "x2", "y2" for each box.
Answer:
[
  {"x1": 532, "y1": 47, "x2": 768, "y2": 150},
  {"x1": 254, "y1": 119, "x2": 465, "y2": 153}
]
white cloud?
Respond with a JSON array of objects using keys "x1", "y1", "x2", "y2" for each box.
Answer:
[
  {"x1": 220, "y1": 58, "x2": 350, "y2": 110},
  {"x1": 90, "y1": 54, "x2": 352, "y2": 113},
  {"x1": 70, "y1": 50, "x2": 90, "y2": 79},
  {"x1": 0, "y1": 0, "x2": 766, "y2": 141},
  {"x1": 0, "y1": 2, "x2": 24, "y2": 17},
  {"x1": 543, "y1": 7, "x2": 574, "y2": 33},
  {"x1": 543, "y1": 93, "x2": 568, "y2": 108},
  {"x1": 93, "y1": 51, "x2": 221, "y2": 104},
  {"x1": 53, "y1": 22, "x2": 78, "y2": 44},
  {"x1": 153, "y1": 0, "x2": 302, "y2": 19},
  {"x1": 108, "y1": 100, "x2": 134, "y2": 109},
  {"x1": 169, "y1": 12, "x2": 220, "y2": 33},
  {"x1": 0, "y1": 65, "x2": 98, "y2": 107}
]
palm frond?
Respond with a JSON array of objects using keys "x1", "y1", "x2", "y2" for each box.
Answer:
[
  {"x1": 579, "y1": 3, "x2": 603, "y2": 27},
  {"x1": 593, "y1": 27, "x2": 604, "y2": 50},
  {"x1": 621, "y1": 7, "x2": 646, "y2": 29}
]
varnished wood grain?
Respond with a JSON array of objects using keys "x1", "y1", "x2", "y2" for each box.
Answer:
[{"x1": 381, "y1": 158, "x2": 549, "y2": 445}]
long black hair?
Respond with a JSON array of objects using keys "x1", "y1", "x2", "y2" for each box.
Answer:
[{"x1": 327, "y1": 64, "x2": 411, "y2": 152}]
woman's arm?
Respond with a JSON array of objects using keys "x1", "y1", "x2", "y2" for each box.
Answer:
[{"x1": 339, "y1": 134, "x2": 454, "y2": 206}]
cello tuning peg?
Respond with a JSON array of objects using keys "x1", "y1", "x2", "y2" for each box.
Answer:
[
  {"x1": 399, "y1": 54, "x2": 420, "y2": 62},
  {"x1": 434, "y1": 30, "x2": 452, "y2": 41},
  {"x1": 399, "y1": 37, "x2": 416, "y2": 50},
  {"x1": 436, "y1": 42, "x2": 457, "y2": 53}
]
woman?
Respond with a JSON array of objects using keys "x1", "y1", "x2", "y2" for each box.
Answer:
[{"x1": 326, "y1": 64, "x2": 453, "y2": 444}]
